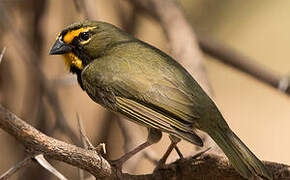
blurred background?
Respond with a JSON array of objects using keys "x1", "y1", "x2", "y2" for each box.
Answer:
[{"x1": 0, "y1": 0, "x2": 290, "y2": 179}]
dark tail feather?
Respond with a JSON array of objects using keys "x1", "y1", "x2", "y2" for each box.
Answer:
[{"x1": 209, "y1": 127, "x2": 272, "y2": 180}]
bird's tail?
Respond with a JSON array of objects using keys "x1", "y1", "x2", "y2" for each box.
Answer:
[{"x1": 208, "y1": 126, "x2": 272, "y2": 180}]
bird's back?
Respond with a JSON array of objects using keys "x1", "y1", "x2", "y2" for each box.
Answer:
[{"x1": 82, "y1": 39, "x2": 219, "y2": 131}]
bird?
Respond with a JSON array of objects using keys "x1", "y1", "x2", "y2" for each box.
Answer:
[{"x1": 50, "y1": 21, "x2": 272, "y2": 180}]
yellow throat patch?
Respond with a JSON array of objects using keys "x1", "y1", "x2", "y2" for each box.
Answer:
[
  {"x1": 62, "y1": 52, "x2": 83, "y2": 70},
  {"x1": 59, "y1": 26, "x2": 95, "y2": 70}
]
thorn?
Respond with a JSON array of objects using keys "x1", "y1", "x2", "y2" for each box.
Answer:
[
  {"x1": 34, "y1": 154, "x2": 67, "y2": 180},
  {"x1": 95, "y1": 143, "x2": 106, "y2": 156},
  {"x1": 0, "y1": 47, "x2": 7, "y2": 65},
  {"x1": 76, "y1": 112, "x2": 95, "y2": 150},
  {"x1": 0, "y1": 155, "x2": 33, "y2": 179}
]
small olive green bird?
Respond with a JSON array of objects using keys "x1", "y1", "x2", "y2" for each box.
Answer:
[{"x1": 50, "y1": 21, "x2": 272, "y2": 179}]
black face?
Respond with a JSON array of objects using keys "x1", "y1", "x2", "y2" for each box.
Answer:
[
  {"x1": 50, "y1": 25, "x2": 97, "y2": 69},
  {"x1": 50, "y1": 21, "x2": 125, "y2": 89},
  {"x1": 50, "y1": 21, "x2": 130, "y2": 71},
  {"x1": 69, "y1": 34, "x2": 92, "y2": 68}
]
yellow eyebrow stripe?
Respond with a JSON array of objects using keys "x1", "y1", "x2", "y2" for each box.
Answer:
[{"x1": 63, "y1": 27, "x2": 95, "y2": 44}]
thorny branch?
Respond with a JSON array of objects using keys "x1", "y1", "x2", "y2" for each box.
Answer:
[
  {"x1": 116, "y1": 117, "x2": 159, "y2": 171},
  {"x1": 1, "y1": 0, "x2": 289, "y2": 179},
  {"x1": 34, "y1": 154, "x2": 68, "y2": 180},
  {"x1": 128, "y1": 0, "x2": 290, "y2": 98},
  {"x1": 72, "y1": 0, "x2": 160, "y2": 173},
  {"x1": 0, "y1": 105, "x2": 113, "y2": 179},
  {"x1": 0, "y1": 104, "x2": 290, "y2": 179},
  {"x1": 77, "y1": 113, "x2": 97, "y2": 180},
  {"x1": 0, "y1": 156, "x2": 33, "y2": 180},
  {"x1": 77, "y1": 113, "x2": 95, "y2": 150},
  {"x1": 198, "y1": 37, "x2": 290, "y2": 95},
  {"x1": 0, "y1": 154, "x2": 69, "y2": 180}
]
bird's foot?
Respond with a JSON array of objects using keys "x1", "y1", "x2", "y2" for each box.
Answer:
[{"x1": 153, "y1": 157, "x2": 169, "y2": 172}]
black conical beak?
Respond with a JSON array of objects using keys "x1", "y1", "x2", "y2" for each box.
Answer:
[{"x1": 49, "y1": 38, "x2": 72, "y2": 55}]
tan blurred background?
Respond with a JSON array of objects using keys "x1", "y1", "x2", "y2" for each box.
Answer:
[{"x1": 0, "y1": 0, "x2": 289, "y2": 179}]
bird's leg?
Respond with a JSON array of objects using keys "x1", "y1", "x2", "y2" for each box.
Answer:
[
  {"x1": 174, "y1": 145, "x2": 184, "y2": 159},
  {"x1": 111, "y1": 128, "x2": 162, "y2": 170},
  {"x1": 157, "y1": 135, "x2": 182, "y2": 166}
]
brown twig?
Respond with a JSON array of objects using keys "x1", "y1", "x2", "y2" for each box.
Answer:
[
  {"x1": 123, "y1": 154, "x2": 290, "y2": 180},
  {"x1": 72, "y1": 0, "x2": 82, "y2": 14},
  {"x1": 0, "y1": 105, "x2": 289, "y2": 179},
  {"x1": 77, "y1": 113, "x2": 95, "y2": 150},
  {"x1": 128, "y1": 0, "x2": 290, "y2": 98},
  {"x1": 117, "y1": 1, "x2": 137, "y2": 34},
  {"x1": 0, "y1": 156, "x2": 33, "y2": 180},
  {"x1": 0, "y1": 105, "x2": 113, "y2": 179},
  {"x1": 77, "y1": 113, "x2": 96, "y2": 180},
  {"x1": 94, "y1": 111, "x2": 114, "y2": 145},
  {"x1": 20, "y1": 0, "x2": 48, "y2": 136},
  {"x1": 116, "y1": 117, "x2": 159, "y2": 172},
  {"x1": 2, "y1": 2, "x2": 52, "y2": 179},
  {"x1": 0, "y1": 6, "x2": 80, "y2": 145},
  {"x1": 82, "y1": 0, "x2": 98, "y2": 20},
  {"x1": 73, "y1": 0, "x2": 159, "y2": 172},
  {"x1": 0, "y1": 41, "x2": 16, "y2": 110},
  {"x1": 198, "y1": 37, "x2": 290, "y2": 95}
]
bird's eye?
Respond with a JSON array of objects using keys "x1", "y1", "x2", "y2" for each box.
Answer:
[{"x1": 79, "y1": 32, "x2": 90, "y2": 41}]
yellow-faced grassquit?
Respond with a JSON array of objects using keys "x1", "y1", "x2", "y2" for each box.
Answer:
[{"x1": 50, "y1": 21, "x2": 272, "y2": 180}]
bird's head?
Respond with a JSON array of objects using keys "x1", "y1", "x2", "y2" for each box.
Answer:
[{"x1": 49, "y1": 21, "x2": 131, "y2": 74}]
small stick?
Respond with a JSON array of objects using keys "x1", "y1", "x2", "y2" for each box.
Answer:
[
  {"x1": 77, "y1": 112, "x2": 94, "y2": 150},
  {"x1": 0, "y1": 155, "x2": 33, "y2": 180}
]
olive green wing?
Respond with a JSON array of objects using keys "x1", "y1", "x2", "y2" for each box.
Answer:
[
  {"x1": 81, "y1": 48, "x2": 203, "y2": 146},
  {"x1": 115, "y1": 96, "x2": 203, "y2": 146}
]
